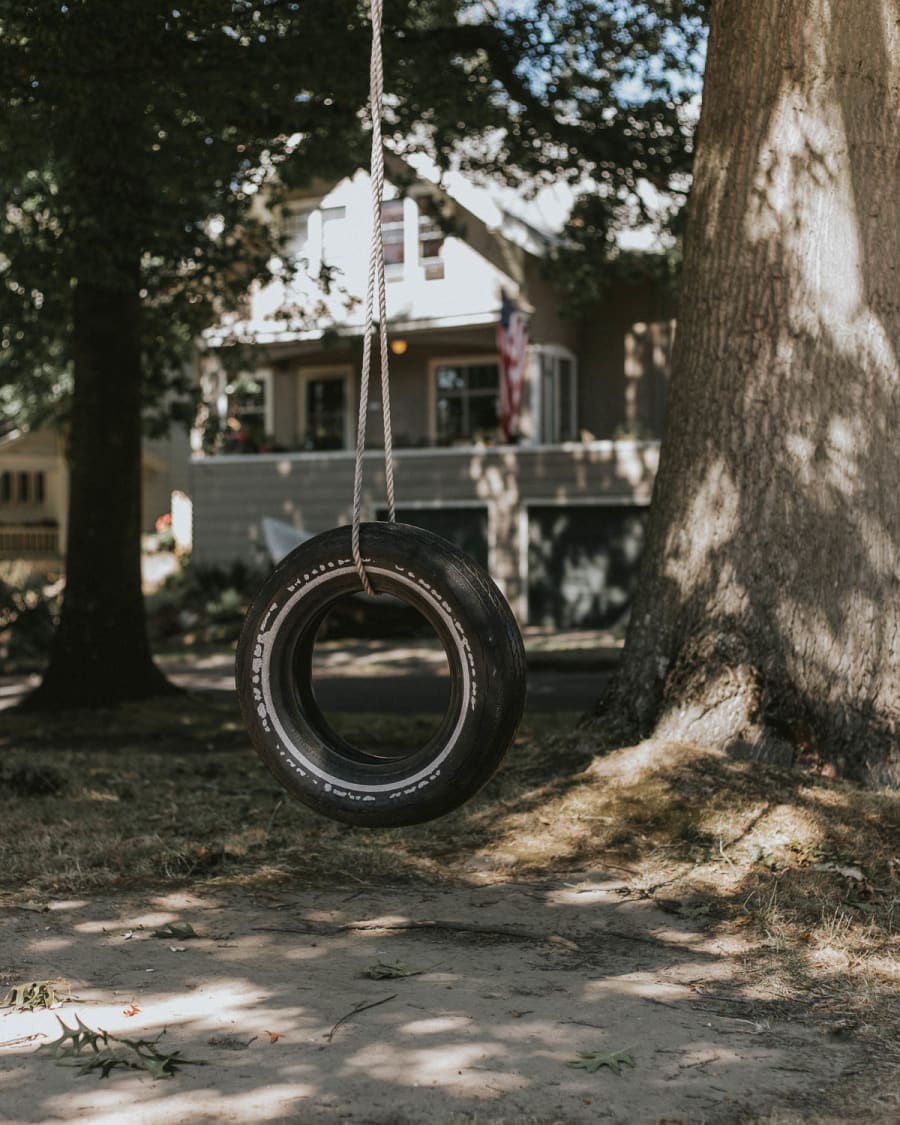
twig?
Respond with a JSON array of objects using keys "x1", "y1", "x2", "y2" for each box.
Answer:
[
  {"x1": 325, "y1": 993, "x2": 396, "y2": 1043},
  {"x1": 0, "y1": 1032, "x2": 47, "y2": 1048},
  {"x1": 252, "y1": 918, "x2": 675, "y2": 950},
  {"x1": 341, "y1": 919, "x2": 540, "y2": 941},
  {"x1": 265, "y1": 798, "x2": 284, "y2": 836}
]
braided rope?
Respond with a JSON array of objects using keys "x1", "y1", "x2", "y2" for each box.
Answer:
[{"x1": 352, "y1": 0, "x2": 396, "y2": 595}]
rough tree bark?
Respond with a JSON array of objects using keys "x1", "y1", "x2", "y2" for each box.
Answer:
[
  {"x1": 601, "y1": 0, "x2": 899, "y2": 785},
  {"x1": 23, "y1": 270, "x2": 174, "y2": 709}
]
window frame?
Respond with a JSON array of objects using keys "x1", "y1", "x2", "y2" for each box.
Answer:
[
  {"x1": 428, "y1": 355, "x2": 502, "y2": 447},
  {"x1": 380, "y1": 198, "x2": 405, "y2": 275},
  {"x1": 296, "y1": 364, "x2": 353, "y2": 451},
  {"x1": 0, "y1": 468, "x2": 48, "y2": 508},
  {"x1": 223, "y1": 369, "x2": 274, "y2": 452},
  {"x1": 535, "y1": 345, "x2": 578, "y2": 444}
]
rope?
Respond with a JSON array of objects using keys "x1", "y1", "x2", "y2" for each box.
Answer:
[{"x1": 352, "y1": 0, "x2": 396, "y2": 596}]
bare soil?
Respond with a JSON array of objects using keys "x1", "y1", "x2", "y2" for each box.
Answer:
[
  {"x1": 0, "y1": 647, "x2": 897, "y2": 1123},
  {"x1": 0, "y1": 877, "x2": 885, "y2": 1125}
]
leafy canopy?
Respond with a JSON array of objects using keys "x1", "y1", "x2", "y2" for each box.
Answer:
[{"x1": 0, "y1": 0, "x2": 706, "y2": 432}]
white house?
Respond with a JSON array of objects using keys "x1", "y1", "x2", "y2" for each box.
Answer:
[{"x1": 191, "y1": 166, "x2": 675, "y2": 628}]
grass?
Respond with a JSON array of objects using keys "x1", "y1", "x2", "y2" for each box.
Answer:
[{"x1": 0, "y1": 689, "x2": 897, "y2": 1074}]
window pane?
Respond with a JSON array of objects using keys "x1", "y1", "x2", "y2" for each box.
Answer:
[
  {"x1": 417, "y1": 198, "x2": 444, "y2": 263},
  {"x1": 383, "y1": 229, "x2": 405, "y2": 265},
  {"x1": 0, "y1": 471, "x2": 11, "y2": 504},
  {"x1": 559, "y1": 358, "x2": 575, "y2": 440},
  {"x1": 225, "y1": 375, "x2": 266, "y2": 452},
  {"x1": 467, "y1": 364, "x2": 499, "y2": 391},
  {"x1": 17, "y1": 472, "x2": 29, "y2": 503},
  {"x1": 381, "y1": 200, "x2": 404, "y2": 224},
  {"x1": 436, "y1": 365, "x2": 465, "y2": 392},
  {"x1": 468, "y1": 394, "x2": 500, "y2": 438},
  {"x1": 306, "y1": 378, "x2": 346, "y2": 450},
  {"x1": 381, "y1": 200, "x2": 404, "y2": 266},
  {"x1": 434, "y1": 362, "x2": 500, "y2": 444},
  {"x1": 282, "y1": 207, "x2": 310, "y2": 245},
  {"x1": 436, "y1": 395, "x2": 464, "y2": 444}
]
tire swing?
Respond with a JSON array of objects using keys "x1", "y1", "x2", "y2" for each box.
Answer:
[{"x1": 235, "y1": 0, "x2": 527, "y2": 828}]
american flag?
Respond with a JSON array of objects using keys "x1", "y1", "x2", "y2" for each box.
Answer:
[{"x1": 497, "y1": 293, "x2": 529, "y2": 443}]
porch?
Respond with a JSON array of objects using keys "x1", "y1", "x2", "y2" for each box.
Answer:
[
  {"x1": 0, "y1": 523, "x2": 61, "y2": 559},
  {"x1": 189, "y1": 440, "x2": 659, "y2": 628}
]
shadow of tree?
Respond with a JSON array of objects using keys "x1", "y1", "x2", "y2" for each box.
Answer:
[{"x1": 606, "y1": 0, "x2": 899, "y2": 786}]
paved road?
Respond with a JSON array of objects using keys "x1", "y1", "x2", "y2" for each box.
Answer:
[
  {"x1": 309, "y1": 668, "x2": 609, "y2": 714},
  {"x1": 0, "y1": 638, "x2": 616, "y2": 715}
]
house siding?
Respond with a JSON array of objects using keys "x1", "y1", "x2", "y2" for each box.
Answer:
[{"x1": 189, "y1": 441, "x2": 659, "y2": 622}]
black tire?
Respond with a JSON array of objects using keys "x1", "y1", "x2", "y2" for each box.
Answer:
[{"x1": 236, "y1": 522, "x2": 527, "y2": 827}]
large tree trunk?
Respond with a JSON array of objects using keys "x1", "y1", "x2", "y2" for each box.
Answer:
[
  {"x1": 24, "y1": 271, "x2": 174, "y2": 709},
  {"x1": 599, "y1": 0, "x2": 899, "y2": 785}
]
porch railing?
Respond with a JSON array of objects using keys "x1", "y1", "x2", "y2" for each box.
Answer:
[{"x1": 0, "y1": 524, "x2": 60, "y2": 556}]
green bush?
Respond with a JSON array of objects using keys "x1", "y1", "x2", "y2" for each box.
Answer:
[
  {"x1": 145, "y1": 557, "x2": 269, "y2": 646},
  {"x1": 0, "y1": 569, "x2": 62, "y2": 674}
]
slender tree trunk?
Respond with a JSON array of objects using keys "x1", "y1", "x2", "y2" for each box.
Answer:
[
  {"x1": 598, "y1": 0, "x2": 899, "y2": 785},
  {"x1": 23, "y1": 269, "x2": 174, "y2": 709}
]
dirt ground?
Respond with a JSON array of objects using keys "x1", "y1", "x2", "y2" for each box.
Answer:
[
  {"x1": 1, "y1": 640, "x2": 896, "y2": 1123},
  {"x1": 0, "y1": 875, "x2": 878, "y2": 1124}
]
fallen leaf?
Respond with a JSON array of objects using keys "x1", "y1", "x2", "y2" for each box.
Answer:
[
  {"x1": 153, "y1": 922, "x2": 198, "y2": 941},
  {"x1": 362, "y1": 960, "x2": 427, "y2": 979},
  {"x1": 264, "y1": 1030, "x2": 282, "y2": 1043},
  {"x1": 567, "y1": 1048, "x2": 635, "y2": 1076},
  {"x1": 2, "y1": 980, "x2": 69, "y2": 1011},
  {"x1": 813, "y1": 862, "x2": 865, "y2": 882},
  {"x1": 207, "y1": 1034, "x2": 257, "y2": 1051},
  {"x1": 546, "y1": 934, "x2": 580, "y2": 952},
  {"x1": 40, "y1": 1015, "x2": 205, "y2": 1078},
  {"x1": 123, "y1": 1005, "x2": 141, "y2": 1017}
]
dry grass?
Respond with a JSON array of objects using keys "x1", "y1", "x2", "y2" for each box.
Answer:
[{"x1": 1, "y1": 690, "x2": 898, "y2": 1070}]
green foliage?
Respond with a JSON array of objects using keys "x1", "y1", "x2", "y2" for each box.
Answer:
[
  {"x1": 0, "y1": 0, "x2": 706, "y2": 704},
  {"x1": 0, "y1": 0, "x2": 707, "y2": 432},
  {"x1": 145, "y1": 556, "x2": 268, "y2": 645},
  {"x1": 0, "y1": 570, "x2": 62, "y2": 673}
]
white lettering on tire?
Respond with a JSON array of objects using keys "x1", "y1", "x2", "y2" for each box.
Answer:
[{"x1": 249, "y1": 562, "x2": 473, "y2": 798}]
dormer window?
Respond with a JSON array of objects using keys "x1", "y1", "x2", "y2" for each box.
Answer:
[
  {"x1": 380, "y1": 200, "x2": 405, "y2": 274},
  {"x1": 417, "y1": 198, "x2": 445, "y2": 279}
]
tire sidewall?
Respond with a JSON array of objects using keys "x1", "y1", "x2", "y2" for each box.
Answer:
[{"x1": 236, "y1": 522, "x2": 526, "y2": 826}]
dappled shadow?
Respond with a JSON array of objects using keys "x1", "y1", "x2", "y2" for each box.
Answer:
[
  {"x1": 1, "y1": 704, "x2": 895, "y2": 1120},
  {"x1": 0, "y1": 871, "x2": 867, "y2": 1125},
  {"x1": 609, "y1": 0, "x2": 899, "y2": 785}
]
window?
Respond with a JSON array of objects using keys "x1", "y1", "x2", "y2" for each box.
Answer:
[
  {"x1": 321, "y1": 205, "x2": 348, "y2": 268},
  {"x1": 224, "y1": 373, "x2": 268, "y2": 452},
  {"x1": 538, "y1": 349, "x2": 578, "y2": 443},
  {"x1": 0, "y1": 469, "x2": 46, "y2": 507},
  {"x1": 305, "y1": 376, "x2": 347, "y2": 450},
  {"x1": 435, "y1": 362, "x2": 500, "y2": 445},
  {"x1": 381, "y1": 199, "x2": 405, "y2": 269},
  {"x1": 417, "y1": 198, "x2": 445, "y2": 280},
  {"x1": 281, "y1": 205, "x2": 312, "y2": 248}
]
